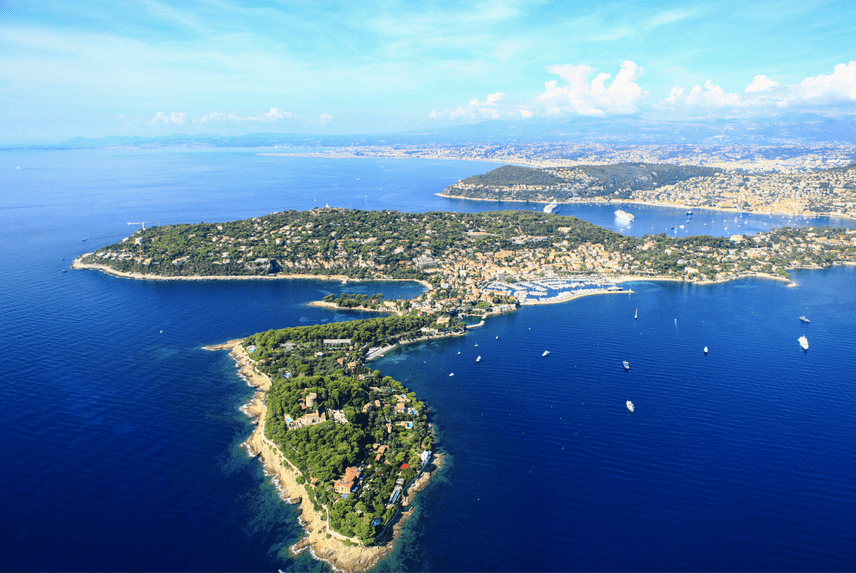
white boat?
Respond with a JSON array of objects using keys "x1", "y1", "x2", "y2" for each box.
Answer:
[
  {"x1": 799, "y1": 316, "x2": 810, "y2": 323},
  {"x1": 449, "y1": 372, "x2": 455, "y2": 377},
  {"x1": 626, "y1": 400, "x2": 635, "y2": 413},
  {"x1": 799, "y1": 336, "x2": 809, "y2": 350},
  {"x1": 634, "y1": 308, "x2": 637, "y2": 319},
  {"x1": 704, "y1": 346, "x2": 708, "y2": 354},
  {"x1": 623, "y1": 361, "x2": 630, "y2": 370},
  {"x1": 614, "y1": 209, "x2": 634, "y2": 222},
  {"x1": 542, "y1": 350, "x2": 550, "y2": 357},
  {"x1": 476, "y1": 356, "x2": 481, "y2": 363}
]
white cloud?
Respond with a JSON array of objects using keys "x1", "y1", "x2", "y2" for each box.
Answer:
[
  {"x1": 151, "y1": 111, "x2": 186, "y2": 125},
  {"x1": 535, "y1": 61, "x2": 646, "y2": 116},
  {"x1": 193, "y1": 108, "x2": 296, "y2": 124},
  {"x1": 658, "y1": 62, "x2": 856, "y2": 117},
  {"x1": 317, "y1": 114, "x2": 333, "y2": 125},
  {"x1": 429, "y1": 92, "x2": 506, "y2": 120},
  {"x1": 745, "y1": 75, "x2": 779, "y2": 92}
]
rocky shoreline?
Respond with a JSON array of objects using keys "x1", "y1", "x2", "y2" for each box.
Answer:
[{"x1": 204, "y1": 339, "x2": 444, "y2": 573}]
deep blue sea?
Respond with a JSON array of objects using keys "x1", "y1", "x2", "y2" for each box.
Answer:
[{"x1": 2, "y1": 147, "x2": 856, "y2": 571}]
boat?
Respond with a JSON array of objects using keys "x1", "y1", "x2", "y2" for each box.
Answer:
[
  {"x1": 704, "y1": 346, "x2": 708, "y2": 354},
  {"x1": 799, "y1": 316, "x2": 810, "y2": 323},
  {"x1": 476, "y1": 356, "x2": 481, "y2": 363},
  {"x1": 634, "y1": 308, "x2": 637, "y2": 319},
  {"x1": 542, "y1": 350, "x2": 550, "y2": 357},
  {"x1": 626, "y1": 400, "x2": 635, "y2": 413},
  {"x1": 496, "y1": 336, "x2": 499, "y2": 340},
  {"x1": 623, "y1": 361, "x2": 630, "y2": 370},
  {"x1": 798, "y1": 336, "x2": 809, "y2": 350},
  {"x1": 615, "y1": 209, "x2": 634, "y2": 222},
  {"x1": 449, "y1": 372, "x2": 455, "y2": 377}
]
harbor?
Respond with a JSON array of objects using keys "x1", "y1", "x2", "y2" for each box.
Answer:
[{"x1": 481, "y1": 275, "x2": 626, "y2": 305}]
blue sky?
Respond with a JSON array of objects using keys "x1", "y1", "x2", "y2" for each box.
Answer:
[{"x1": 1, "y1": 0, "x2": 854, "y2": 142}]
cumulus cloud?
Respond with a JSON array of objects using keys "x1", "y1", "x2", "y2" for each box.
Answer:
[
  {"x1": 151, "y1": 111, "x2": 186, "y2": 125},
  {"x1": 658, "y1": 62, "x2": 856, "y2": 117},
  {"x1": 317, "y1": 114, "x2": 333, "y2": 125},
  {"x1": 193, "y1": 107, "x2": 296, "y2": 124},
  {"x1": 536, "y1": 61, "x2": 647, "y2": 116},
  {"x1": 430, "y1": 92, "x2": 506, "y2": 120},
  {"x1": 745, "y1": 75, "x2": 779, "y2": 92}
]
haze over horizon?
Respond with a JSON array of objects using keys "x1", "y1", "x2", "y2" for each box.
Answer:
[{"x1": 1, "y1": 0, "x2": 855, "y2": 144}]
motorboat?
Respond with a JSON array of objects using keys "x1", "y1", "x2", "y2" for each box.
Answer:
[
  {"x1": 623, "y1": 361, "x2": 630, "y2": 370},
  {"x1": 626, "y1": 401, "x2": 635, "y2": 413}
]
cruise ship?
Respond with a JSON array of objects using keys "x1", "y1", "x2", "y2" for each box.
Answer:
[{"x1": 614, "y1": 209, "x2": 634, "y2": 222}]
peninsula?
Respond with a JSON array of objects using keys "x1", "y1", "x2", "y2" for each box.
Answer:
[
  {"x1": 439, "y1": 163, "x2": 856, "y2": 219},
  {"x1": 207, "y1": 315, "x2": 447, "y2": 572},
  {"x1": 74, "y1": 207, "x2": 856, "y2": 305}
]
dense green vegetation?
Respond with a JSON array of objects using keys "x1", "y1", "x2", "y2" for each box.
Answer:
[
  {"x1": 78, "y1": 208, "x2": 627, "y2": 278},
  {"x1": 573, "y1": 162, "x2": 721, "y2": 192},
  {"x1": 459, "y1": 165, "x2": 564, "y2": 186},
  {"x1": 322, "y1": 293, "x2": 387, "y2": 309},
  {"x1": 244, "y1": 316, "x2": 444, "y2": 545},
  {"x1": 77, "y1": 207, "x2": 856, "y2": 286},
  {"x1": 443, "y1": 162, "x2": 722, "y2": 200}
]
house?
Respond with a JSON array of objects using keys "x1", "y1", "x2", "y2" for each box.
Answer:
[{"x1": 333, "y1": 466, "x2": 361, "y2": 495}]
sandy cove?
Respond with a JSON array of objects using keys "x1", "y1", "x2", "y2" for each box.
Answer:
[{"x1": 204, "y1": 339, "x2": 440, "y2": 573}]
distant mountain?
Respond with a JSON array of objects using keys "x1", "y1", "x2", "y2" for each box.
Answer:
[{"x1": 26, "y1": 115, "x2": 856, "y2": 150}]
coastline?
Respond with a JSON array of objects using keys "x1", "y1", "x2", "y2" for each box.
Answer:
[
  {"x1": 72, "y1": 257, "x2": 433, "y2": 290},
  {"x1": 308, "y1": 300, "x2": 400, "y2": 314},
  {"x1": 435, "y1": 192, "x2": 856, "y2": 221},
  {"x1": 365, "y1": 330, "x2": 466, "y2": 361},
  {"x1": 204, "y1": 339, "x2": 442, "y2": 573}
]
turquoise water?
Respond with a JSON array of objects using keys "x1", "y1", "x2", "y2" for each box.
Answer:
[{"x1": 2, "y1": 148, "x2": 855, "y2": 571}]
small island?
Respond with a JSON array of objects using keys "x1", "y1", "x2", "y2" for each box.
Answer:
[{"x1": 207, "y1": 315, "x2": 448, "y2": 572}]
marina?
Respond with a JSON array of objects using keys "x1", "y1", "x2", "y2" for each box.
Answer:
[{"x1": 481, "y1": 275, "x2": 624, "y2": 305}]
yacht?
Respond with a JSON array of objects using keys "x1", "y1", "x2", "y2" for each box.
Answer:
[
  {"x1": 798, "y1": 336, "x2": 809, "y2": 350},
  {"x1": 634, "y1": 308, "x2": 637, "y2": 320},
  {"x1": 623, "y1": 361, "x2": 630, "y2": 370},
  {"x1": 799, "y1": 316, "x2": 810, "y2": 323},
  {"x1": 704, "y1": 346, "x2": 708, "y2": 354},
  {"x1": 542, "y1": 350, "x2": 550, "y2": 357},
  {"x1": 476, "y1": 356, "x2": 481, "y2": 363},
  {"x1": 626, "y1": 401, "x2": 635, "y2": 413},
  {"x1": 614, "y1": 209, "x2": 634, "y2": 223},
  {"x1": 449, "y1": 372, "x2": 455, "y2": 377}
]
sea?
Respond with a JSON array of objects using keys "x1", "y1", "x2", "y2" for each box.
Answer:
[{"x1": 2, "y1": 147, "x2": 855, "y2": 572}]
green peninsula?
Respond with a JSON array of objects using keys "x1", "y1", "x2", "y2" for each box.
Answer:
[
  {"x1": 211, "y1": 315, "x2": 450, "y2": 572},
  {"x1": 75, "y1": 208, "x2": 856, "y2": 303}
]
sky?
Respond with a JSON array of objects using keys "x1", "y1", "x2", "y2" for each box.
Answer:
[{"x1": 1, "y1": 0, "x2": 855, "y2": 143}]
